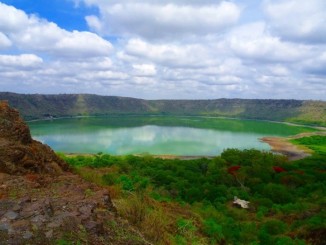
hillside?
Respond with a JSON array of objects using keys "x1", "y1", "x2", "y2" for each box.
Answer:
[
  {"x1": 1, "y1": 100, "x2": 325, "y2": 244},
  {"x1": 0, "y1": 92, "x2": 325, "y2": 126},
  {"x1": 0, "y1": 101, "x2": 149, "y2": 244}
]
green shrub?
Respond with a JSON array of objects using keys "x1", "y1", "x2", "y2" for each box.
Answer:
[
  {"x1": 262, "y1": 183, "x2": 293, "y2": 204},
  {"x1": 176, "y1": 218, "x2": 196, "y2": 235},
  {"x1": 262, "y1": 220, "x2": 287, "y2": 235},
  {"x1": 203, "y1": 218, "x2": 224, "y2": 242},
  {"x1": 102, "y1": 173, "x2": 116, "y2": 185},
  {"x1": 275, "y1": 236, "x2": 306, "y2": 245}
]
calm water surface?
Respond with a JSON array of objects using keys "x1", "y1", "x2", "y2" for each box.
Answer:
[{"x1": 28, "y1": 116, "x2": 311, "y2": 156}]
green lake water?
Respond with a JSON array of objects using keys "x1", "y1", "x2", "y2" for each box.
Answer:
[{"x1": 28, "y1": 116, "x2": 313, "y2": 156}]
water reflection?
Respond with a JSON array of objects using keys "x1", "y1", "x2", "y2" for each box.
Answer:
[{"x1": 32, "y1": 125, "x2": 270, "y2": 155}]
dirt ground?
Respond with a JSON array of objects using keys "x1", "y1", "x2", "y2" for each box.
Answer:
[{"x1": 261, "y1": 131, "x2": 326, "y2": 161}]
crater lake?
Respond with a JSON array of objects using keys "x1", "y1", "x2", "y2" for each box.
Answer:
[{"x1": 28, "y1": 116, "x2": 313, "y2": 156}]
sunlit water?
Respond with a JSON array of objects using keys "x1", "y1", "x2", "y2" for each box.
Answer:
[{"x1": 28, "y1": 116, "x2": 309, "y2": 156}]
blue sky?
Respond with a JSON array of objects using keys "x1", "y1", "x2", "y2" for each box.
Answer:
[
  {"x1": 1, "y1": 0, "x2": 98, "y2": 30},
  {"x1": 0, "y1": 0, "x2": 325, "y2": 100}
]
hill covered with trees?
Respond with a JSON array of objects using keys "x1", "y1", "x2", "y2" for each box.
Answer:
[
  {"x1": 0, "y1": 92, "x2": 325, "y2": 126},
  {"x1": 61, "y1": 136, "x2": 326, "y2": 244}
]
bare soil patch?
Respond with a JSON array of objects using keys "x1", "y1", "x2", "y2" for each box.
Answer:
[{"x1": 261, "y1": 131, "x2": 326, "y2": 161}]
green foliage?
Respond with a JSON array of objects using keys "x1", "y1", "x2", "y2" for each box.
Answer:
[
  {"x1": 173, "y1": 235, "x2": 187, "y2": 245},
  {"x1": 292, "y1": 135, "x2": 326, "y2": 155},
  {"x1": 64, "y1": 146, "x2": 326, "y2": 244},
  {"x1": 117, "y1": 175, "x2": 134, "y2": 191},
  {"x1": 275, "y1": 237, "x2": 306, "y2": 245},
  {"x1": 261, "y1": 220, "x2": 287, "y2": 235},
  {"x1": 56, "y1": 239, "x2": 72, "y2": 245},
  {"x1": 256, "y1": 206, "x2": 269, "y2": 220},
  {"x1": 262, "y1": 183, "x2": 293, "y2": 204},
  {"x1": 176, "y1": 218, "x2": 197, "y2": 234},
  {"x1": 306, "y1": 213, "x2": 326, "y2": 230},
  {"x1": 203, "y1": 218, "x2": 224, "y2": 242},
  {"x1": 102, "y1": 173, "x2": 116, "y2": 185}
]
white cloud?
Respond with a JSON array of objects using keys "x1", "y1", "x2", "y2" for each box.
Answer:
[
  {"x1": 0, "y1": 32, "x2": 11, "y2": 49},
  {"x1": 301, "y1": 51, "x2": 326, "y2": 76},
  {"x1": 228, "y1": 22, "x2": 312, "y2": 63},
  {"x1": 0, "y1": 3, "x2": 28, "y2": 32},
  {"x1": 0, "y1": 1, "x2": 325, "y2": 100},
  {"x1": 264, "y1": 0, "x2": 326, "y2": 43},
  {"x1": 124, "y1": 38, "x2": 217, "y2": 68},
  {"x1": 85, "y1": 1, "x2": 241, "y2": 39},
  {"x1": 0, "y1": 2, "x2": 113, "y2": 58},
  {"x1": 267, "y1": 65, "x2": 289, "y2": 77},
  {"x1": 0, "y1": 54, "x2": 43, "y2": 69},
  {"x1": 132, "y1": 64, "x2": 157, "y2": 77},
  {"x1": 54, "y1": 31, "x2": 113, "y2": 58},
  {"x1": 80, "y1": 70, "x2": 129, "y2": 81}
]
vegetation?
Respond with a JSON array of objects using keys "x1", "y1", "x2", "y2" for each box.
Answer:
[
  {"x1": 287, "y1": 101, "x2": 326, "y2": 127},
  {"x1": 59, "y1": 136, "x2": 326, "y2": 244},
  {"x1": 291, "y1": 135, "x2": 326, "y2": 155},
  {"x1": 1, "y1": 92, "x2": 325, "y2": 126}
]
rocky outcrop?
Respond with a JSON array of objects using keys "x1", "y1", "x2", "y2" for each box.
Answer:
[
  {"x1": 0, "y1": 101, "x2": 149, "y2": 244},
  {"x1": 0, "y1": 173, "x2": 148, "y2": 244},
  {"x1": 0, "y1": 101, "x2": 68, "y2": 174}
]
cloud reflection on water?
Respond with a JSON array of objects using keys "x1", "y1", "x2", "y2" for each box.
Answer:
[{"x1": 33, "y1": 125, "x2": 270, "y2": 155}]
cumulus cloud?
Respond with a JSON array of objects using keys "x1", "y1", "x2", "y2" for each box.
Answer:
[
  {"x1": 264, "y1": 0, "x2": 326, "y2": 43},
  {"x1": 0, "y1": 1, "x2": 325, "y2": 100},
  {"x1": 132, "y1": 64, "x2": 157, "y2": 77},
  {"x1": 0, "y1": 2, "x2": 113, "y2": 58},
  {"x1": 124, "y1": 38, "x2": 217, "y2": 68},
  {"x1": 301, "y1": 52, "x2": 326, "y2": 76},
  {"x1": 228, "y1": 22, "x2": 312, "y2": 63},
  {"x1": 84, "y1": 1, "x2": 241, "y2": 39},
  {"x1": 0, "y1": 32, "x2": 11, "y2": 49},
  {"x1": 0, "y1": 54, "x2": 43, "y2": 69}
]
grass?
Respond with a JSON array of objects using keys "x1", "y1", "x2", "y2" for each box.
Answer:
[{"x1": 291, "y1": 135, "x2": 326, "y2": 155}]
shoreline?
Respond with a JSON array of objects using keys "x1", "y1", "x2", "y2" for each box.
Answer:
[
  {"x1": 260, "y1": 131, "x2": 326, "y2": 161},
  {"x1": 27, "y1": 114, "x2": 326, "y2": 130},
  {"x1": 63, "y1": 153, "x2": 214, "y2": 160},
  {"x1": 62, "y1": 132, "x2": 326, "y2": 161}
]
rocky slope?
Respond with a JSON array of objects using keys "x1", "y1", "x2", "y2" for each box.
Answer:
[
  {"x1": 0, "y1": 101, "x2": 149, "y2": 244},
  {"x1": 0, "y1": 92, "x2": 325, "y2": 126},
  {"x1": 0, "y1": 101, "x2": 68, "y2": 174}
]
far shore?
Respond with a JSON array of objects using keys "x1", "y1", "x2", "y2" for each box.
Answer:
[
  {"x1": 27, "y1": 114, "x2": 326, "y2": 131},
  {"x1": 63, "y1": 153, "x2": 214, "y2": 160}
]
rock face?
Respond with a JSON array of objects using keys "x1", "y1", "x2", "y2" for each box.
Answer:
[
  {"x1": 0, "y1": 101, "x2": 68, "y2": 174},
  {"x1": 0, "y1": 173, "x2": 148, "y2": 245}
]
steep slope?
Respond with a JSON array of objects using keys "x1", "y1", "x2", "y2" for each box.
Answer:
[
  {"x1": 0, "y1": 101, "x2": 68, "y2": 174},
  {"x1": 0, "y1": 92, "x2": 325, "y2": 126},
  {"x1": 0, "y1": 101, "x2": 149, "y2": 244}
]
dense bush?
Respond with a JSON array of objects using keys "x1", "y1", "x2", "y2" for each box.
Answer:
[{"x1": 61, "y1": 137, "x2": 326, "y2": 244}]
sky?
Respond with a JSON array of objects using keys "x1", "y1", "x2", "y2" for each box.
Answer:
[{"x1": 0, "y1": 0, "x2": 325, "y2": 100}]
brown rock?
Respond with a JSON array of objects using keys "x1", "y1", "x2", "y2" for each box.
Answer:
[
  {"x1": 4, "y1": 211, "x2": 19, "y2": 220},
  {"x1": 0, "y1": 101, "x2": 69, "y2": 175}
]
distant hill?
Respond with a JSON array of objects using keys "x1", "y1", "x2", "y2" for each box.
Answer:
[{"x1": 0, "y1": 92, "x2": 325, "y2": 126}]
